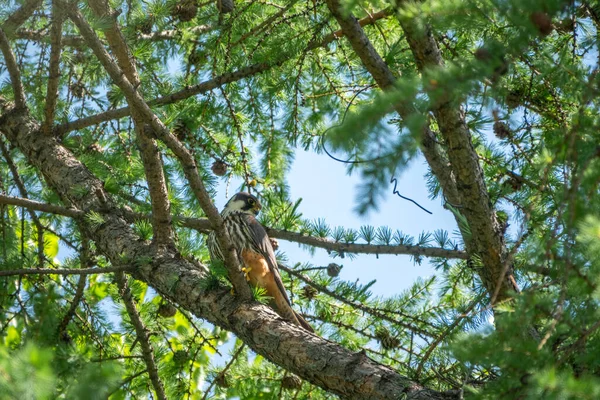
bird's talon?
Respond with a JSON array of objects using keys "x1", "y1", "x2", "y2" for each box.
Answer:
[{"x1": 241, "y1": 267, "x2": 252, "y2": 281}]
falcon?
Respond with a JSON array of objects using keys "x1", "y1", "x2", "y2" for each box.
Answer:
[{"x1": 207, "y1": 192, "x2": 313, "y2": 332}]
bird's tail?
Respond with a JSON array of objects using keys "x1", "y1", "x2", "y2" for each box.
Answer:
[
  {"x1": 272, "y1": 296, "x2": 314, "y2": 333},
  {"x1": 294, "y1": 311, "x2": 314, "y2": 333}
]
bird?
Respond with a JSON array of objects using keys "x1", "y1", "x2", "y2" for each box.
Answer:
[{"x1": 207, "y1": 192, "x2": 313, "y2": 332}]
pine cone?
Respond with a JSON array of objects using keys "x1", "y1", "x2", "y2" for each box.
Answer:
[
  {"x1": 530, "y1": 12, "x2": 554, "y2": 36},
  {"x1": 158, "y1": 302, "x2": 177, "y2": 318},
  {"x1": 139, "y1": 16, "x2": 153, "y2": 34},
  {"x1": 217, "y1": 0, "x2": 234, "y2": 14},
  {"x1": 281, "y1": 375, "x2": 302, "y2": 390},
  {"x1": 215, "y1": 373, "x2": 230, "y2": 388},
  {"x1": 173, "y1": 0, "x2": 198, "y2": 22},
  {"x1": 506, "y1": 89, "x2": 524, "y2": 108},
  {"x1": 493, "y1": 121, "x2": 511, "y2": 139},
  {"x1": 301, "y1": 285, "x2": 317, "y2": 300},
  {"x1": 173, "y1": 350, "x2": 188, "y2": 364},
  {"x1": 211, "y1": 160, "x2": 228, "y2": 176},
  {"x1": 173, "y1": 119, "x2": 191, "y2": 141},
  {"x1": 70, "y1": 82, "x2": 85, "y2": 98},
  {"x1": 326, "y1": 263, "x2": 342, "y2": 277},
  {"x1": 375, "y1": 328, "x2": 400, "y2": 350}
]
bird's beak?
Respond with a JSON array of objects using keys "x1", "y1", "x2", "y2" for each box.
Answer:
[{"x1": 253, "y1": 203, "x2": 262, "y2": 215}]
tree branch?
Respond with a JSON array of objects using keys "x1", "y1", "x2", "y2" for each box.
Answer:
[
  {"x1": 394, "y1": 6, "x2": 516, "y2": 299},
  {"x1": 0, "y1": 193, "x2": 468, "y2": 260},
  {"x1": 42, "y1": 1, "x2": 64, "y2": 135},
  {"x1": 66, "y1": 5, "x2": 251, "y2": 298},
  {"x1": 279, "y1": 264, "x2": 436, "y2": 339},
  {"x1": 53, "y1": 8, "x2": 394, "y2": 136},
  {"x1": 0, "y1": 105, "x2": 458, "y2": 400},
  {"x1": 265, "y1": 227, "x2": 468, "y2": 260},
  {"x1": 1, "y1": 0, "x2": 42, "y2": 37},
  {"x1": 13, "y1": 24, "x2": 213, "y2": 48},
  {"x1": 114, "y1": 272, "x2": 167, "y2": 400},
  {"x1": 0, "y1": 29, "x2": 26, "y2": 108},
  {"x1": 0, "y1": 138, "x2": 46, "y2": 266},
  {"x1": 0, "y1": 265, "x2": 134, "y2": 277},
  {"x1": 85, "y1": 0, "x2": 175, "y2": 246},
  {"x1": 323, "y1": 0, "x2": 461, "y2": 213}
]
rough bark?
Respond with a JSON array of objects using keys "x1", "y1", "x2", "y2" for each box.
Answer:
[
  {"x1": 324, "y1": 0, "x2": 516, "y2": 302},
  {"x1": 0, "y1": 193, "x2": 468, "y2": 260},
  {"x1": 85, "y1": 0, "x2": 174, "y2": 246},
  {"x1": 397, "y1": 14, "x2": 516, "y2": 299},
  {"x1": 0, "y1": 106, "x2": 458, "y2": 400}
]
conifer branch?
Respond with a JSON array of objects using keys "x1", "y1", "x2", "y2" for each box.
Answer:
[
  {"x1": 0, "y1": 265, "x2": 134, "y2": 277},
  {"x1": 57, "y1": 274, "x2": 86, "y2": 334},
  {"x1": 0, "y1": 139, "x2": 46, "y2": 267},
  {"x1": 13, "y1": 24, "x2": 213, "y2": 48},
  {"x1": 66, "y1": 5, "x2": 252, "y2": 299},
  {"x1": 201, "y1": 344, "x2": 246, "y2": 400},
  {"x1": 53, "y1": 9, "x2": 393, "y2": 136},
  {"x1": 57, "y1": 236, "x2": 91, "y2": 337},
  {"x1": 279, "y1": 264, "x2": 436, "y2": 339},
  {"x1": 1, "y1": 0, "x2": 43, "y2": 37},
  {"x1": 85, "y1": 0, "x2": 175, "y2": 246},
  {"x1": 42, "y1": 2, "x2": 64, "y2": 135},
  {"x1": 0, "y1": 193, "x2": 468, "y2": 260},
  {"x1": 114, "y1": 272, "x2": 168, "y2": 400},
  {"x1": 395, "y1": 8, "x2": 516, "y2": 299},
  {"x1": 322, "y1": 0, "x2": 461, "y2": 212},
  {"x1": 0, "y1": 29, "x2": 26, "y2": 109},
  {"x1": 1, "y1": 105, "x2": 458, "y2": 400}
]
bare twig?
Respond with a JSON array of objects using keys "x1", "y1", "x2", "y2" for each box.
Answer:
[{"x1": 114, "y1": 272, "x2": 167, "y2": 400}]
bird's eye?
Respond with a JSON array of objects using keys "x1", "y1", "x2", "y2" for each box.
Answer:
[{"x1": 248, "y1": 199, "x2": 255, "y2": 205}]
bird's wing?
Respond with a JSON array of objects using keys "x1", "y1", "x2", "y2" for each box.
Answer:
[{"x1": 243, "y1": 214, "x2": 292, "y2": 307}]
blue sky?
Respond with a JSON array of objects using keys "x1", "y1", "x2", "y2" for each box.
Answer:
[{"x1": 213, "y1": 147, "x2": 460, "y2": 299}]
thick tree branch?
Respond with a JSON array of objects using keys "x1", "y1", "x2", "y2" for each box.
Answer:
[
  {"x1": 323, "y1": 0, "x2": 461, "y2": 210},
  {"x1": 66, "y1": 5, "x2": 251, "y2": 299},
  {"x1": 0, "y1": 106, "x2": 458, "y2": 400},
  {"x1": 85, "y1": 0, "x2": 174, "y2": 246},
  {"x1": 395, "y1": 9, "x2": 516, "y2": 300},
  {"x1": 114, "y1": 272, "x2": 168, "y2": 400}
]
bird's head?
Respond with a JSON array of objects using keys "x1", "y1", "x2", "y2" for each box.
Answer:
[{"x1": 221, "y1": 192, "x2": 262, "y2": 217}]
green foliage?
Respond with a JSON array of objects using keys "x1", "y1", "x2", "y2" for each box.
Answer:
[{"x1": 2, "y1": 0, "x2": 600, "y2": 398}]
